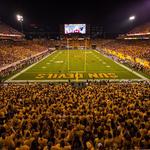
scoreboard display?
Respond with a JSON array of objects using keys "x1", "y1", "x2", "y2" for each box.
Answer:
[{"x1": 64, "y1": 24, "x2": 86, "y2": 34}]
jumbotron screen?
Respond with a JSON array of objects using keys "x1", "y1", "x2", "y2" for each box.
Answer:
[{"x1": 64, "y1": 24, "x2": 86, "y2": 34}]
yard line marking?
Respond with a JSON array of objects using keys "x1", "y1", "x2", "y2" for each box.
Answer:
[
  {"x1": 91, "y1": 52, "x2": 103, "y2": 62},
  {"x1": 6, "y1": 51, "x2": 57, "y2": 82},
  {"x1": 51, "y1": 51, "x2": 62, "y2": 62},
  {"x1": 42, "y1": 66, "x2": 46, "y2": 69},
  {"x1": 94, "y1": 50, "x2": 149, "y2": 80},
  {"x1": 54, "y1": 61, "x2": 64, "y2": 64}
]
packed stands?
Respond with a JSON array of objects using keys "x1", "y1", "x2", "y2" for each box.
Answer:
[
  {"x1": 95, "y1": 22, "x2": 150, "y2": 75},
  {"x1": 0, "y1": 40, "x2": 48, "y2": 68},
  {"x1": 95, "y1": 39, "x2": 150, "y2": 75},
  {"x1": 99, "y1": 40, "x2": 150, "y2": 61},
  {"x1": 0, "y1": 39, "x2": 57, "y2": 79},
  {"x1": 0, "y1": 82, "x2": 149, "y2": 149}
]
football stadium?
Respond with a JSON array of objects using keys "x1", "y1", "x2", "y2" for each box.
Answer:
[
  {"x1": 6, "y1": 49, "x2": 145, "y2": 82},
  {"x1": 0, "y1": 0, "x2": 150, "y2": 149}
]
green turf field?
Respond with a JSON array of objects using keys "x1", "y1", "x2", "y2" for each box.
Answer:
[{"x1": 7, "y1": 49, "x2": 146, "y2": 82}]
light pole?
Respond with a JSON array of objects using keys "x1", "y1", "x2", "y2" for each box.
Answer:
[{"x1": 16, "y1": 14, "x2": 24, "y2": 33}]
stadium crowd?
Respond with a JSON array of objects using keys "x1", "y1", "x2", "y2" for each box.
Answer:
[
  {"x1": 0, "y1": 40, "x2": 48, "y2": 68},
  {"x1": 0, "y1": 40, "x2": 56, "y2": 79},
  {"x1": 95, "y1": 39, "x2": 150, "y2": 61},
  {"x1": 0, "y1": 82, "x2": 149, "y2": 150},
  {"x1": 95, "y1": 39, "x2": 150, "y2": 75}
]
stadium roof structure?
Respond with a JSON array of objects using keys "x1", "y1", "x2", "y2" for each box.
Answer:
[
  {"x1": 128, "y1": 22, "x2": 150, "y2": 34},
  {"x1": 118, "y1": 22, "x2": 150, "y2": 40},
  {"x1": 0, "y1": 21, "x2": 24, "y2": 40}
]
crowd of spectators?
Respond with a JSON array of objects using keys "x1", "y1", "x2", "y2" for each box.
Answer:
[
  {"x1": 0, "y1": 40, "x2": 48, "y2": 68},
  {"x1": 95, "y1": 39, "x2": 150, "y2": 75},
  {"x1": 0, "y1": 50, "x2": 50, "y2": 79},
  {"x1": 95, "y1": 39, "x2": 150, "y2": 61},
  {"x1": 0, "y1": 82, "x2": 149, "y2": 149},
  {"x1": 0, "y1": 40, "x2": 55, "y2": 79}
]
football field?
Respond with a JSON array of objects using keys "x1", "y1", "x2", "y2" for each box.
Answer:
[{"x1": 7, "y1": 49, "x2": 147, "y2": 82}]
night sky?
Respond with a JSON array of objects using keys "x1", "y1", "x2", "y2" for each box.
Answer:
[{"x1": 0, "y1": 0, "x2": 150, "y2": 34}]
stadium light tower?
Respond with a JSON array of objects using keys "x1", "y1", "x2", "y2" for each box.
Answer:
[
  {"x1": 16, "y1": 14, "x2": 24, "y2": 33},
  {"x1": 129, "y1": 15, "x2": 136, "y2": 21}
]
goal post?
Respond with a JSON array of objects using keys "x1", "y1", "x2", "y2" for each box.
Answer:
[{"x1": 66, "y1": 37, "x2": 91, "y2": 73}]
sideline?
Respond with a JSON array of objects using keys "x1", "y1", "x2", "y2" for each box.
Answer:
[{"x1": 5, "y1": 79, "x2": 146, "y2": 83}]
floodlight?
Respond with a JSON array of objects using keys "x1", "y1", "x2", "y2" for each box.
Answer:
[
  {"x1": 16, "y1": 14, "x2": 24, "y2": 33},
  {"x1": 16, "y1": 14, "x2": 23, "y2": 22},
  {"x1": 129, "y1": 16, "x2": 135, "y2": 21}
]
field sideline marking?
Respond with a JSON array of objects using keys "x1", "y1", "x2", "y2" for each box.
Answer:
[
  {"x1": 94, "y1": 50, "x2": 148, "y2": 80},
  {"x1": 6, "y1": 51, "x2": 58, "y2": 82},
  {"x1": 9, "y1": 70, "x2": 134, "y2": 74},
  {"x1": 5, "y1": 79, "x2": 147, "y2": 83}
]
